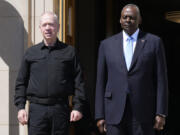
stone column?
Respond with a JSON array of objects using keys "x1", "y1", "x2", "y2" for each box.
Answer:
[{"x1": 0, "y1": 0, "x2": 54, "y2": 135}]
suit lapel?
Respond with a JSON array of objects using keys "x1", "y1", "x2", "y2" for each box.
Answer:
[
  {"x1": 129, "y1": 31, "x2": 146, "y2": 71},
  {"x1": 114, "y1": 32, "x2": 128, "y2": 72}
]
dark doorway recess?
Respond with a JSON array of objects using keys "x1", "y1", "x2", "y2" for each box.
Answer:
[
  {"x1": 75, "y1": 0, "x2": 180, "y2": 134},
  {"x1": 112, "y1": 1, "x2": 180, "y2": 135}
]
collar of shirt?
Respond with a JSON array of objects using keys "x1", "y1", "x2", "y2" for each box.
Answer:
[
  {"x1": 40, "y1": 38, "x2": 61, "y2": 50},
  {"x1": 123, "y1": 29, "x2": 139, "y2": 53}
]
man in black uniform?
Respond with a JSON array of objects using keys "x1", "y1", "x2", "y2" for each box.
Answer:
[{"x1": 14, "y1": 12, "x2": 86, "y2": 135}]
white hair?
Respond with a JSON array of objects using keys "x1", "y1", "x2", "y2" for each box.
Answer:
[{"x1": 40, "y1": 11, "x2": 59, "y2": 24}]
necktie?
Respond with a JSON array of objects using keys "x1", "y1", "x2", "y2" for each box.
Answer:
[{"x1": 124, "y1": 37, "x2": 133, "y2": 70}]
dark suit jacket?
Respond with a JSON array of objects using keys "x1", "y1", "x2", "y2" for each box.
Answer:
[{"x1": 95, "y1": 31, "x2": 168, "y2": 124}]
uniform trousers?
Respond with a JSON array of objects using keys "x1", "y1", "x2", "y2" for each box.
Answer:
[{"x1": 28, "y1": 103, "x2": 70, "y2": 135}]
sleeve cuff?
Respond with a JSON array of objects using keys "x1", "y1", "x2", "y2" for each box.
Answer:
[
  {"x1": 17, "y1": 104, "x2": 25, "y2": 111},
  {"x1": 72, "y1": 104, "x2": 83, "y2": 114},
  {"x1": 157, "y1": 114, "x2": 166, "y2": 118}
]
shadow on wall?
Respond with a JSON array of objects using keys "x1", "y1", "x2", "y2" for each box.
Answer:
[{"x1": 0, "y1": 1, "x2": 28, "y2": 135}]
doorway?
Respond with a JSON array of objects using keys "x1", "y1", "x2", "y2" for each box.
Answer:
[
  {"x1": 75, "y1": 0, "x2": 180, "y2": 134},
  {"x1": 109, "y1": 1, "x2": 180, "y2": 134},
  {"x1": 105, "y1": 1, "x2": 180, "y2": 134}
]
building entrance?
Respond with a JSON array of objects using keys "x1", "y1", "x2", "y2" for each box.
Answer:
[{"x1": 74, "y1": 0, "x2": 180, "y2": 134}]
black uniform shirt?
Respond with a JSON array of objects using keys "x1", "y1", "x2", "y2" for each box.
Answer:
[{"x1": 14, "y1": 39, "x2": 86, "y2": 111}]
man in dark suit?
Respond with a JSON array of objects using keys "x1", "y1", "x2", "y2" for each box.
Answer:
[
  {"x1": 14, "y1": 12, "x2": 86, "y2": 135},
  {"x1": 95, "y1": 4, "x2": 168, "y2": 135}
]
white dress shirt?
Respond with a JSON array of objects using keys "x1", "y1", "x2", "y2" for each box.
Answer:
[{"x1": 123, "y1": 29, "x2": 139, "y2": 54}]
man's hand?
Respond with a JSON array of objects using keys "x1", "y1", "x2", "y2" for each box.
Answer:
[
  {"x1": 154, "y1": 115, "x2": 165, "y2": 130},
  {"x1": 97, "y1": 119, "x2": 106, "y2": 133},
  {"x1": 17, "y1": 109, "x2": 28, "y2": 125},
  {"x1": 70, "y1": 110, "x2": 83, "y2": 122}
]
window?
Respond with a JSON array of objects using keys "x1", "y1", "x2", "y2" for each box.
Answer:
[{"x1": 54, "y1": 0, "x2": 75, "y2": 45}]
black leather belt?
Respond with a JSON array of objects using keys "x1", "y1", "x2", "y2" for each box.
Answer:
[{"x1": 27, "y1": 96, "x2": 68, "y2": 105}]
